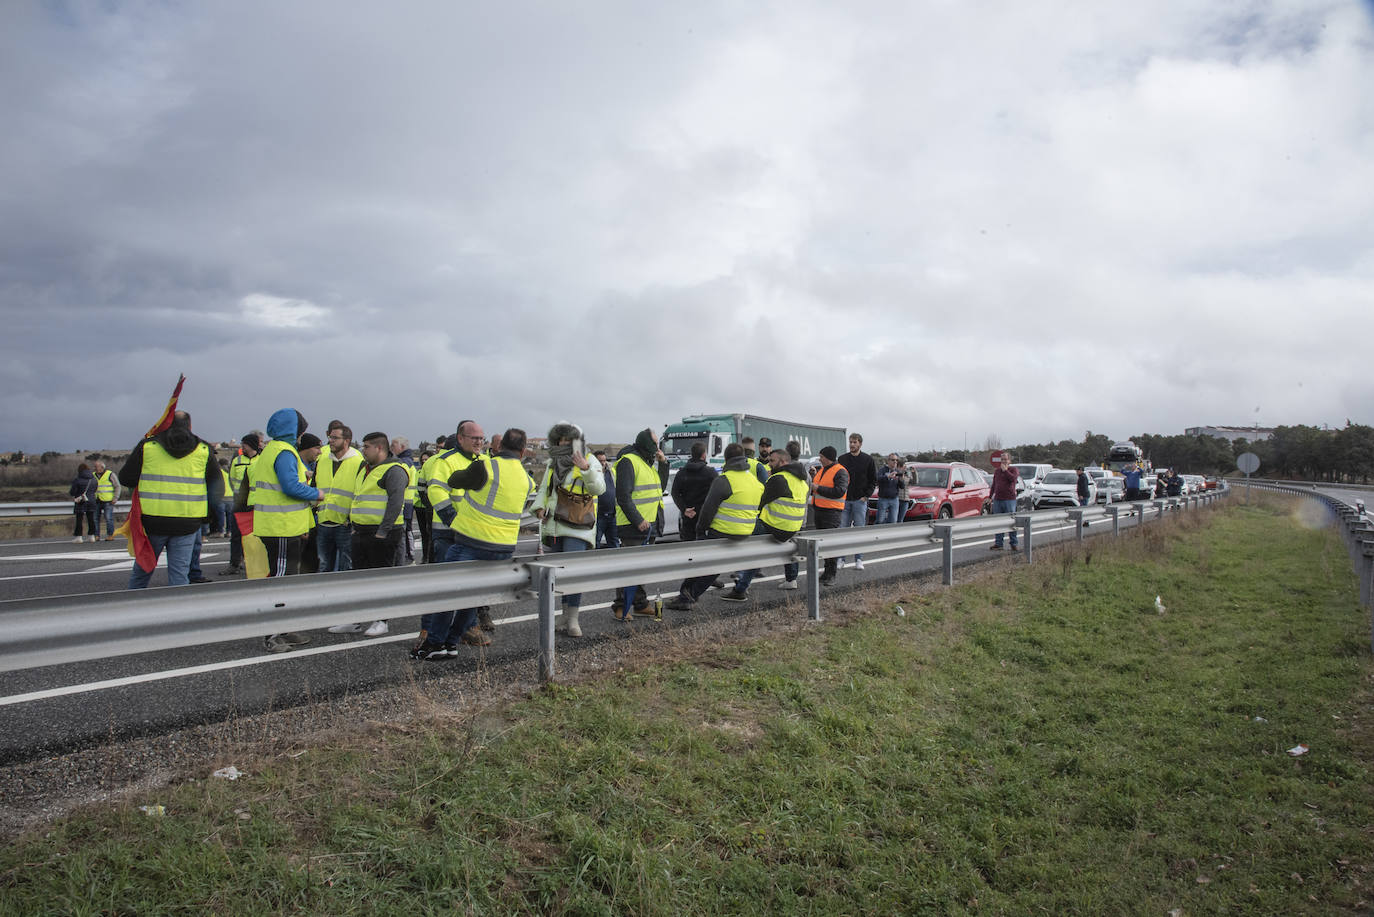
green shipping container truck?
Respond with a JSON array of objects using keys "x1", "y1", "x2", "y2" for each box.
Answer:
[{"x1": 659, "y1": 414, "x2": 848, "y2": 469}]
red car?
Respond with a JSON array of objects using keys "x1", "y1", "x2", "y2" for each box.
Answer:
[{"x1": 868, "y1": 461, "x2": 992, "y2": 521}]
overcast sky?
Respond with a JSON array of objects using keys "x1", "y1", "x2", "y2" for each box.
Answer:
[{"x1": 2, "y1": 1, "x2": 1372, "y2": 455}]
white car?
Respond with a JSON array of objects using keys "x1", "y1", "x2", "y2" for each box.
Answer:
[
  {"x1": 1011, "y1": 463, "x2": 1053, "y2": 509},
  {"x1": 1032, "y1": 470, "x2": 1094, "y2": 508},
  {"x1": 1097, "y1": 476, "x2": 1125, "y2": 503}
]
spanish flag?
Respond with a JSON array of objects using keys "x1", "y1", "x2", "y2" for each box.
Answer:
[{"x1": 117, "y1": 375, "x2": 186, "y2": 573}]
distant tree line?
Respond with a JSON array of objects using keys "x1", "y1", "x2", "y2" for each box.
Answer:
[{"x1": 910, "y1": 424, "x2": 1374, "y2": 484}]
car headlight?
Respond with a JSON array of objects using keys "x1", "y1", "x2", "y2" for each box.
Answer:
[{"x1": 912, "y1": 495, "x2": 936, "y2": 504}]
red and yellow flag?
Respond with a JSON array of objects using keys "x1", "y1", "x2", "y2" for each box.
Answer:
[{"x1": 117, "y1": 375, "x2": 186, "y2": 573}]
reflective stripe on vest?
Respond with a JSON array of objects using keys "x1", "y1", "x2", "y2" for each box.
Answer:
[
  {"x1": 403, "y1": 463, "x2": 417, "y2": 508},
  {"x1": 316, "y1": 453, "x2": 363, "y2": 524},
  {"x1": 349, "y1": 461, "x2": 404, "y2": 526},
  {"x1": 454, "y1": 455, "x2": 533, "y2": 547},
  {"x1": 139, "y1": 441, "x2": 209, "y2": 519},
  {"x1": 96, "y1": 470, "x2": 116, "y2": 502},
  {"x1": 249, "y1": 440, "x2": 313, "y2": 536},
  {"x1": 426, "y1": 448, "x2": 474, "y2": 532},
  {"x1": 614, "y1": 453, "x2": 662, "y2": 527},
  {"x1": 711, "y1": 468, "x2": 765, "y2": 536},
  {"x1": 812, "y1": 464, "x2": 845, "y2": 510},
  {"x1": 759, "y1": 470, "x2": 809, "y2": 533}
]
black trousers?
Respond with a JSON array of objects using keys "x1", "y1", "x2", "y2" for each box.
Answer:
[
  {"x1": 353, "y1": 528, "x2": 401, "y2": 570},
  {"x1": 262, "y1": 535, "x2": 303, "y2": 577}
]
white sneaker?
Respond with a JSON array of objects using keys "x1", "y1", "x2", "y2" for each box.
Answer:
[
  {"x1": 87, "y1": 535, "x2": 98, "y2": 543},
  {"x1": 72, "y1": 537, "x2": 83, "y2": 544},
  {"x1": 564, "y1": 608, "x2": 582, "y2": 638},
  {"x1": 837, "y1": 559, "x2": 846, "y2": 570},
  {"x1": 854, "y1": 559, "x2": 865, "y2": 571},
  {"x1": 778, "y1": 580, "x2": 799, "y2": 591},
  {"x1": 363, "y1": 620, "x2": 389, "y2": 637},
  {"x1": 327, "y1": 623, "x2": 365, "y2": 634}
]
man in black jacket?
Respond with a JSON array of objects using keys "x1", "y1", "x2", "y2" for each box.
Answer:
[
  {"x1": 837, "y1": 432, "x2": 878, "y2": 570},
  {"x1": 670, "y1": 441, "x2": 717, "y2": 542}
]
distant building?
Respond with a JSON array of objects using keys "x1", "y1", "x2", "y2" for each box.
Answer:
[{"x1": 1185, "y1": 425, "x2": 1274, "y2": 442}]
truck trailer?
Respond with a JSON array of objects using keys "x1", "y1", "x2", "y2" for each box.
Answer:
[{"x1": 659, "y1": 413, "x2": 847, "y2": 468}]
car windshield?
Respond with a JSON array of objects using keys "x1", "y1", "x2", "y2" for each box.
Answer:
[
  {"x1": 911, "y1": 468, "x2": 950, "y2": 488},
  {"x1": 1011, "y1": 465, "x2": 1038, "y2": 479},
  {"x1": 1044, "y1": 472, "x2": 1076, "y2": 484}
]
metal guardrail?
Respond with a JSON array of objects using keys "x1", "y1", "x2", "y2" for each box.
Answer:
[
  {"x1": 0, "y1": 489, "x2": 1232, "y2": 681},
  {"x1": 0, "y1": 500, "x2": 132, "y2": 518}
]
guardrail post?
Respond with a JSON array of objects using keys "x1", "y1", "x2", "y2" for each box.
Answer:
[
  {"x1": 1152, "y1": 499, "x2": 1166, "y2": 520},
  {"x1": 1107, "y1": 504, "x2": 1123, "y2": 536},
  {"x1": 532, "y1": 564, "x2": 558, "y2": 684},
  {"x1": 1066, "y1": 508, "x2": 1086, "y2": 542},
  {"x1": 796, "y1": 537, "x2": 823, "y2": 622},
  {"x1": 1015, "y1": 515, "x2": 1033, "y2": 563},
  {"x1": 932, "y1": 523, "x2": 955, "y2": 585}
]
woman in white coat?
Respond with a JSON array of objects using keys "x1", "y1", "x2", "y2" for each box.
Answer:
[{"x1": 531, "y1": 423, "x2": 606, "y2": 637}]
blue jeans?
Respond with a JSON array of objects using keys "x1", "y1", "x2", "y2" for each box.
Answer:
[
  {"x1": 209, "y1": 500, "x2": 228, "y2": 535},
  {"x1": 128, "y1": 531, "x2": 196, "y2": 588},
  {"x1": 875, "y1": 497, "x2": 901, "y2": 524},
  {"x1": 442, "y1": 541, "x2": 515, "y2": 639},
  {"x1": 992, "y1": 498, "x2": 1019, "y2": 548},
  {"x1": 418, "y1": 531, "x2": 459, "y2": 644},
  {"x1": 546, "y1": 535, "x2": 590, "y2": 607},
  {"x1": 596, "y1": 514, "x2": 619, "y2": 549},
  {"x1": 189, "y1": 528, "x2": 204, "y2": 579},
  {"x1": 99, "y1": 501, "x2": 117, "y2": 537},
  {"x1": 841, "y1": 499, "x2": 868, "y2": 560},
  {"x1": 317, "y1": 523, "x2": 353, "y2": 572}
]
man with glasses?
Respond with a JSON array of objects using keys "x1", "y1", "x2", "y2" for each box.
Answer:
[
  {"x1": 316, "y1": 425, "x2": 363, "y2": 573},
  {"x1": 410, "y1": 420, "x2": 487, "y2": 658}
]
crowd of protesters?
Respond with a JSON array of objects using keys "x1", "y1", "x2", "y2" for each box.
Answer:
[{"x1": 118, "y1": 409, "x2": 1183, "y2": 657}]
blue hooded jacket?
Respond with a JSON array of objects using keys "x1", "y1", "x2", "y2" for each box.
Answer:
[{"x1": 266, "y1": 408, "x2": 321, "y2": 502}]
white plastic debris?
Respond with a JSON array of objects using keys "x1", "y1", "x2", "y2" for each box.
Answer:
[
  {"x1": 1154, "y1": 595, "x2": 1166, "y2": 614},
  {"x1": 138, "y1": 805, "x2": 165, "y2": 816},
  {"x1": 212, "y1": 766, "x2": 246, "y2": 780},
  {"x1": 1253, "y1": 716, "x2": 1268, "y2": 723},
  {"x1": 1286, "y1": 744, "x2": 1309, "y2": 757},
  {"x1": 895, "y1": 605, "x2": 906, "y2": 617}
]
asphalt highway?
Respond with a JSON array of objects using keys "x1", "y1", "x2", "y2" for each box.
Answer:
[{"x1": 0, "y1": 491, "x2": 1279, "y2": 764}]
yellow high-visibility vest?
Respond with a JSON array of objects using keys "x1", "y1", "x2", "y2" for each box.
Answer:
[
  {"x1": 139, "y1": 441, "x2": 209, "y2": 519},
  {"x1": 315, "y1": 453, "x2": 363, "y2": 524},
  {"x1": 96, "y1": 470, "x2": 117, "y2": 502},
  {"x1": 349, "y1": 461, "x2": 405, "y2": 527},
  {"x1": 759, "y1": 469, "x2": 808, "y2": 534},
  {"x1": 403, "y1": 463, "x2": 417, "y2": 508},
  {"x1": 453, "y1": 455, "x2": 533, "y2": 547},
  {"x1": 710, "y1": 468, "x2": 764, "y2": 536},
  {"x1": 426, "y1": 448, "x2": 475, "y2": 532},
  {"x1": 249, "y1": 440, "x2": 313, "y2": 537},
  {"x1": 614, "y1": 452, "x2": 662, "y2": 528},
  {"x1": 229, "y1": 452, "x2": 254, "y2": 497}
]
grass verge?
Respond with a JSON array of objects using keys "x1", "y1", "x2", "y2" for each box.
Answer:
[{"x1": 1, "y1": 495, "x2": 1370, "y2": 915}]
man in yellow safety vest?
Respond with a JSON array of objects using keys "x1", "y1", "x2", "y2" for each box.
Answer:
[
  {"x1": 118, "y1": 411, "x2": 222, "y2": 589},
  {"x1": 665, "y1": 442, "x2": 764, "y2": 610}
]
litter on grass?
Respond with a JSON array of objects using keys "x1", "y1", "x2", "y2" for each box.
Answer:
[
  {"x1": 137, "y1": 805, "x2": 165, "y2": 817},
  {"x1": 1254, "y1": 716, "x2": 1268, "y2": 723},
  {"x1": 1154, "y1": 595, "x2": 1167, "y2": 614},
  {"x1": 1286, "y1": 744, "x2": 1309, "y2": 757},
  {"x1": 212, "y1": 766, "x2": 246, "y2": 780},
  {"x1": 894, "y1": 605, "x2": 906, "y2": 617}
]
